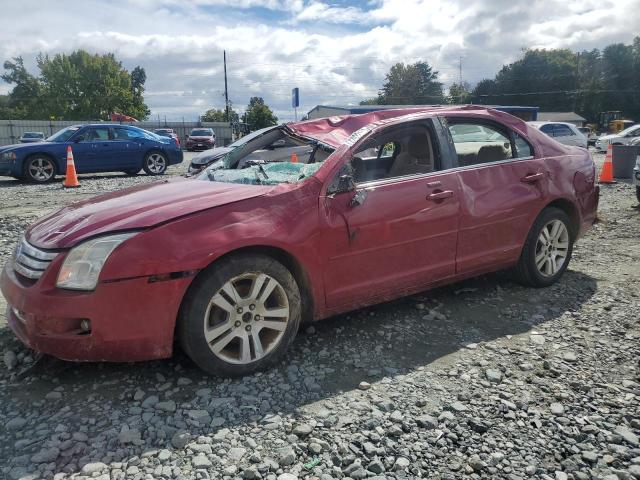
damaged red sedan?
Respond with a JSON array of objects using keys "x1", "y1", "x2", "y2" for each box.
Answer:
[{"x1": 1, "y1": 106, "x2": 599, "y2": 376}]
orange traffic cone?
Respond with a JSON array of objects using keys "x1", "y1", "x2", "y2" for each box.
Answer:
[
  {"x1": 63, "y1": 146, "x2": 80, "y2": 188},
  {"x1": 598, "y1": 145, "x2": 615, "y2": 184},
  {"x1": 290, "y1": 152, "x2": 298, "y2": 163}
]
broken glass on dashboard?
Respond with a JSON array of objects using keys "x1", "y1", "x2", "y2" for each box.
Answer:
[{"x1": 198, "y1": 127, "x2": 334, "y2": 185}]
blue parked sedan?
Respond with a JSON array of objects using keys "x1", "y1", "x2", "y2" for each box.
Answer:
[{"x1": 0, "y1": 124, "x2": 183, "y2": 183}]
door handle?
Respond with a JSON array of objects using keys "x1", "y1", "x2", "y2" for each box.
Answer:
[
  {"x1": 426, "y1": 190, "x2": 454, "y2": 201},
  {"x1": 521, "y1": 172, "x2": 545, "y2": 183}
]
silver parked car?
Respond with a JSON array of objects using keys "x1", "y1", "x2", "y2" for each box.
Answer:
[
  {"x1": 528, "y1": 122, "x2": 588, "y2": 149},
  {"x1": 595, "y1": 124, "x2": 640, "y2": 152},
  {"x1": 19, "y1": 132, "x2": 45, "y2": 143}
]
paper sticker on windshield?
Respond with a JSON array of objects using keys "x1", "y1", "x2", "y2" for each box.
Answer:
[{"x1": 343, "y1": 126, "x2": 371, "y2": 147}]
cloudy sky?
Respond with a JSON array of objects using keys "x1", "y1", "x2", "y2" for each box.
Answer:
[{"x1": 1, "y1": 0, "x2": 638, "y2": 121}]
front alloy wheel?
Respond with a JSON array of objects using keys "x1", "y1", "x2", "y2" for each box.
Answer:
[
  {"x1": 25, "y1": 156, "x2": 56, "y2": 183},
  {"x1": 179, "y1": 254, "x2": 301, "y2": 376},
  {"x1": 204, "y1": 273, "x2": 290, "y2": 364},
  {"x1": 143, "y1": 152, "x2": 167, "y2": 175}
]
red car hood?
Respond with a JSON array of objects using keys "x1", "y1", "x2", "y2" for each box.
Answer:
[{"x1": 26, "y1": 178, "x2": 272, "y2": 249}]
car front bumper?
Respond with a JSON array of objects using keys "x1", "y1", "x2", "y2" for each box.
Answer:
[
  {"x1": 187, "y1": 142, "x2": 215, "y2": 151},
  {"x1": 595, "y1": 141, "x2": 607, "y2": 151},
  {"x1": 0, "y1": 258, "x2": 192, "y2": 362}
]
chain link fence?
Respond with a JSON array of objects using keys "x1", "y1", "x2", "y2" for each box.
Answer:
[{"x1": 0, "y1": 120, "x2": 233, "y2": 147}]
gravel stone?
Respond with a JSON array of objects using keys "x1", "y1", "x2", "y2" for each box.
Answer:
[{"x1": 0, "y1": 153, "x2": 638, "y2": 480}]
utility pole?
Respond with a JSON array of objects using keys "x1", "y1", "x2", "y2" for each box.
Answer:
[
  {"x1": 223, "y1": 50, "x2": 230, "y2": 123},
  {"x1": 458, "y1": 56, "x2": 463, "y2": 85},
  {"x1": 573, "y1": 52, "x2": 580, "y2": 112}
]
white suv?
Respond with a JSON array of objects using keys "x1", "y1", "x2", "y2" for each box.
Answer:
[
  {"x1": 595, "y1": 124, "x2": 640, "y2": 152},
  {"x1": 528, "y1": 122, "x2": 588, "y2": 149}
]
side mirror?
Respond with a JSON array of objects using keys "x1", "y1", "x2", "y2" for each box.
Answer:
[
  {"x1": 328, "y1": 162, "x2": 356, "y2": 195},
  {"x1": 337, "y1": 174, "x2": 356, "y2": 193}
]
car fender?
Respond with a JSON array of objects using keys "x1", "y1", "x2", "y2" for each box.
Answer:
[{"x1": 99, "y1": 180, "x2": 325, "y2": 317}]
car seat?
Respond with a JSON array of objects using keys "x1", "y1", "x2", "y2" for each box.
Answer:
[{"x1": 387, "y1": 134, "x2": 432, "y2": 177}]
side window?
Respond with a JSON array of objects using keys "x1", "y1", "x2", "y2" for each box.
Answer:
[
  {"x1": 78, "y1": 128, "x2": 110, "y2": 142},
  {"x1": 350, "y1": 125, "x2": 437, "y2": 184},
  {"x1": 513, "y1": 133, "x2": 534, "y2": 158},
  {"x1": 539, "y1": 124, "x2": 555, "y2": 136},
  {"x1": 446, "y1": 120, "x2": 512, "y2": 166},
  {"x1": 554, "y1": 125, "x2": 575, "y2": 137},
  {"x1": 114, "y1": 127, "x2": 146, "y2": 140}
]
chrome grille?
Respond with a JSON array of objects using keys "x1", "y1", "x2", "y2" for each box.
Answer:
[{"x1": 13, "y1": 238, "x2": 58, "y2": 280}]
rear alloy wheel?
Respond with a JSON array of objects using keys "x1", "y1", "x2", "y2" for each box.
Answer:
[
  {"x1": 179, "y1": 255, "x2": 301, "y2": 376},
  {"x1": 514, "y1": 207, "x2": 574, "y2": 287},
  {"x1": 142, "y1": 152, "x2": 167, "y2": 175},
  {"x1": 24, "y1": 155, "x2": 56, "y2": 183}
]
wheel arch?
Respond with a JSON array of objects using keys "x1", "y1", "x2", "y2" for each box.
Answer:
[
  {"x1": 143, "y1": 147, "x2": 167, "y2": 160},
  {"x1": 23, "y1": 151, "x2": 60, "y2": 178},
  {"x1": 179, "y1": 244, "x2": 316, "y2": 329},
  {"x1": 542, "y1": 197, "x2": 580, "y2": 239}
]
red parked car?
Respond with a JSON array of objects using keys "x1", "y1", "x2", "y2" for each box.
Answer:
[
  {"x1": 1, "y1": 107, "x2": 599, "y2": 376},
  {"x1": 186, "y1": 128, "x2": 215, "y2": 151}
]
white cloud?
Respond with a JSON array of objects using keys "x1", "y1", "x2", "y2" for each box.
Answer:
[{"x1": 1, "y1": 0, "x2": 638, "y2": 121}]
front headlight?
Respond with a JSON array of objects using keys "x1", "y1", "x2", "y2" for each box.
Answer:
[
  {"x1": 56, "y1": 232, "x2": 138, "y2": 291},
  {"x1": 2, "y1": 152, "x2": 16, "y2": 161}
]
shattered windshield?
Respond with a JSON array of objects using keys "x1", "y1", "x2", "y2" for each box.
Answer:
[{"x1": 198, "y1": 127, "x2": 333, "y2": 186}]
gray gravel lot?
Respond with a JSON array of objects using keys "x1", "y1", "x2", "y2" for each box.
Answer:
[{"x1": 0, "y1": 151, "x2": 639, "y2": 480}]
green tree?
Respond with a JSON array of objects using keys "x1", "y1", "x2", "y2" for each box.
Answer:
[
  {"x1": 242, "y1": 97, "x2": 277, "y2": 130},
  {"x1": 378, "y1": 61, "x2": 444, "y2": 104},
  {"x1": 471, "y1": 49, "x2": 578, "y2": 111},
  {"x1": 447, "y1": 82, "x2": 472, "y2": 104},
  {"x1": 359, "y1": 97, "x2": 379, "y2": 105},
  {"x1": 1, "y1": 50, "x2": 150, "y2": 120},
  {"x1": 202, "y1": 107, "x2": 239, "y2": 123},
  {"x1": 0, "y1": 94, "x2": 19, "y2": 119},
  {"x1": 129, "y1": 66, "x2": 151, "y2": 120},
  {"x1": 0, "y1": 57, "x2": 46, "y2": 119}
]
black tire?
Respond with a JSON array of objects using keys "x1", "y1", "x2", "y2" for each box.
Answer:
[
  {"x1": 178, "y1": 254, "x2": 302, "y2": 376},
  {"x1": 123, "y1": 169, "x2": 139, "y2": 176},
  {"x1": 636, "y1": 186, "x2": 640, "y2": 204},
  {"x1": 23, "y1": 154, "x2": 57, "y2": 183},
  {"x1": 142, "y1": 151, "x2": 167, "y2": 175},
  {"x1": 514, "y1": 207, "x2": 574, "y2": 288}
]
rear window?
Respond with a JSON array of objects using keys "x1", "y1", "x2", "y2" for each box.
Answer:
[{"x1": 554, "y1": 125, "x2": 575, "y2": 136}]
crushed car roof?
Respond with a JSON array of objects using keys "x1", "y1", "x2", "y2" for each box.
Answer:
[{"x1": 286, "y1": 105, "x2": 496, "y2": 148}]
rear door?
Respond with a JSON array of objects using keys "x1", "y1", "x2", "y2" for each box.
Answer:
[
  {"x1": 444, "y1": 117, "x2": 549, "y2": 274},
  {"x1": 320, "y1": 119, "x2": 461, "y2": 309},
  {"x1": 111, "y1": 127, "x2": 146, "y2": 168}
]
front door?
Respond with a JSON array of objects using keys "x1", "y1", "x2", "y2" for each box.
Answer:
[
  {"x1": 320, "y1": 120, "x2": 460, "y2": 310},
  {"x1": 71, "y1": 127, "x2": 112, "y2": 173}
]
